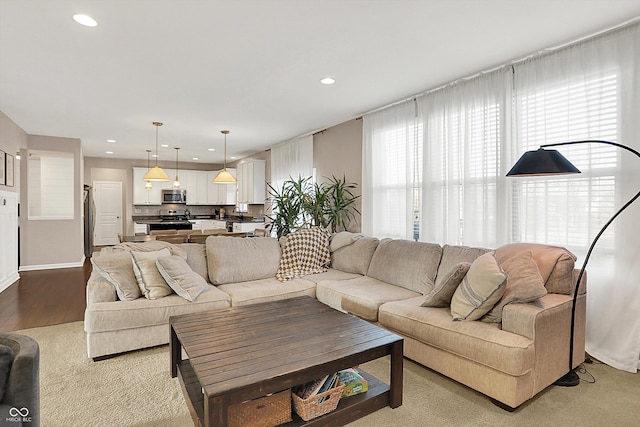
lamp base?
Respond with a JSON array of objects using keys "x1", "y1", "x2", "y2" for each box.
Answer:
[{"x1": 554, "y1": 370, "x2": 580, "y2": 387}]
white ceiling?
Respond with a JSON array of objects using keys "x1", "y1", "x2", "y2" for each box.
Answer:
[{"x1": 1, "y1": 1, "x2": 639, "y2": 165}]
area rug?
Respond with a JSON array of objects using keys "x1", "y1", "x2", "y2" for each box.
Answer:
[{"x1": 16, "y1": 321, "x2": 639, "y2": 426}]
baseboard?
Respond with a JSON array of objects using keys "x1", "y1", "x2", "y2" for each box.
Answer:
[
  {"x1": 19, "y1": 256, "x2": 86, "y2": 272},
  {"x1": 0, "y1": 273, "x2": 20, "y2": 294}
]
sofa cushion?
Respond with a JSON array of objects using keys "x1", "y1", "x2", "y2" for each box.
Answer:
[
  {"x1": 0, "y1": 344, "x2": 13, "y2": 401},
  {"x1": 421, "y1": 262, "x2": 471, "y2": 308},
  {"x1": 217, "y1": 278, "x2": 316, "y2": 307},
  {"x1": 303, "y1": 268, "x2": 362, "y2": 284},
  {"x1": 366, "y1": 239, "x2": 442, "y2": 294},
  {"x1": 378, "y1": 296, "x2": 534, "y2": 376},
  {"x1": 177, "y1": 243, "x2": 209, "y2": 282},
  {"x1": 131, "y1": 248, "x2": 173, "y2": 300},
  {"x1": 331, "y1": 236, "x2": 379, "y2": 276},
  {"x1": 316, "y1": 276, "x2": 422, "y2": 321},
  {"x1": 84, "y1": 286, "x2": 231, "y2": 333},
  {"x1": 329, "y1": 231, "x2": 365, "y2": 252},
  {"x1": 450, "y1": 252, "x2": 507, "y2": 321},
  {"x1": 435, "y1": 245, "x2": 491, "y2": 290},
  {"x1": 91, "y1": 251, "x2": 141, "y2": 301},
  {"x1": 495, "y1": 243, "x2": 576, "y2": 295},
  {"x1": 156, "y1": 255, "x2": 209, "y2": 302},
  {"x1": 100, "y1": 240, "x2": 188, "y2": 259},
  {"x1": 206, "y1": 236, "x2": 281, "y2": 285},
  {"x1": 482, "y1": 251, "x2": 547, "y2": 323},
  {"x1": 276, "y1": 227, "x2": 330, "y2": 281}
]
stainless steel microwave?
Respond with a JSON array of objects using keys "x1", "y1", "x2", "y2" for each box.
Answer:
[{"x1": 162, "y1": 189, "x2": 187, "y2": 204}]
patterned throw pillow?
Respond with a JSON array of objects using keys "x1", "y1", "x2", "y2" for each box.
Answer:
[
  {"x1": 450, "y1": 251, "x2": 507, "y2": 321},
  {"x1": 276, "y1": 228, "x2": 330, "y2": 281}
]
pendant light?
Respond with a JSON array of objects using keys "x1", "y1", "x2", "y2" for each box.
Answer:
[
  {"x1": 213, "y1": 130, "x2": 237, "y2": 184},
  {"x1": 145, "y1": 149, "x2": 153, "y2": 190},
  {"x1": 173, "y1": 147, "x2": 181, "y2": 188},
  {"x1": 143, "y1": 121, "x2": 169, "y2": 181}
]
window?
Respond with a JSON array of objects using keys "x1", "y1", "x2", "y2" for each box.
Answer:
[
  {"x1": 513, "y1": 73, "x2": 619, "y2": 252},
  {"x1": 28, "y1": 150, "x2": 74, "y2": 219}
]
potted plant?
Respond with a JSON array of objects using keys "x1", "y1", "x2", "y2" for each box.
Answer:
[{"x1": 267, "y1": 175, "x2": 360, "y2": 238}]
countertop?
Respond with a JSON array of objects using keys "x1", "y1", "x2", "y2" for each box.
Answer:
[{"x1": 132, "y1": 215, "x2": 265, "y2": 224}]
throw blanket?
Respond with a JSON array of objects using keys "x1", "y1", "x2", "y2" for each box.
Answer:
[{"x1": 276, "y1": 228, "x2": 331, "y2": 281}]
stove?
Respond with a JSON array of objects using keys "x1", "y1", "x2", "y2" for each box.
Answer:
[
  {"x1": 150, "y1": 209, "x2": 193, "y2": 231},
  {"x1": 160, "y1": 209, "x2": 189, "y2": 221}
]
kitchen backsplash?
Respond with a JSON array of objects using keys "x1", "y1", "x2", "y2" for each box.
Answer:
[{"x1": 133, "y1": 204, "x2": 265, "y2": 218}]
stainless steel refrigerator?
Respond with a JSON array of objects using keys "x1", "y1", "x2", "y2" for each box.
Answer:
[{"x1": 83, "y1": 184, "x2": 95, "y2": 258}]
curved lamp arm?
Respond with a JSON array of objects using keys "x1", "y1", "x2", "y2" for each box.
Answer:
[{"x1": 510, "y1": 140, "x2": 640, "y2": 386}]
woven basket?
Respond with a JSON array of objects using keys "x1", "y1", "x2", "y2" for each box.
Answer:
[
  {"x1": 228, "y1": 389, "x2": 292, "y2": 427},
  {"x1": 292, "y1": 382, "x2": 345, "y2": 421}
]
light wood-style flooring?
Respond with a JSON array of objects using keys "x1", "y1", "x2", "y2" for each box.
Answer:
[{"x1": 0, "y1": 260, "x2": 91, "y2": 332}]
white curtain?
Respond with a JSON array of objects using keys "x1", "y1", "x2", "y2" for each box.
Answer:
[
  {"x1": 418, "y1": 70, "x2": 512, "y2": 247},
  {"x1": 362, "y1": 101, "x2": 420, "y2": 239},
  {"x1": 512, "y1": 23, "x2": 640, "y2": 372},
  {"x1": 270, "y1": 135, "x2": 314, "y2": 191}
]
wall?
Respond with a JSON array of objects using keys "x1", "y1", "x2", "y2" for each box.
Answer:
[
  {"x1": 20, "y1": 135, "x2": 84, "y2": 269},
  {"x1": 313, "y1": 118, "x2": 363, "y2": 232},
  {"x1": 0, "y1": 111, "x2": 25, "y2": 291}
]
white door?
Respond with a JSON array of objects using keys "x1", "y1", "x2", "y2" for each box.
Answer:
[{"x1": 93, "y1": 181, "x2": 122, "y2": 246}]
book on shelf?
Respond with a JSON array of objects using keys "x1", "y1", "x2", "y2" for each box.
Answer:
[
  {"x1": 337, "y1": 368, "x2": 368, "y2": 397},
  {"x1": 295, "y1": 374, "x2": 330, "y2": 399}
]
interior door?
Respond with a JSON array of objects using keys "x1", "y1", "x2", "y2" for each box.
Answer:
[{"x1": 93, "y1": 181, "x2": 122, "y2": 246}]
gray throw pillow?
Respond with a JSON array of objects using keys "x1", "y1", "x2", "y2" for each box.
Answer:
[
  {"x1": 421, "y1": 262, "x2": 471, "y2": 308},
  {"x1": 156, "y1": 255, "x2": 209, "y2": 302},
  {"x1": 0, "y1": 344, "x2": 14, "y2": 401}
]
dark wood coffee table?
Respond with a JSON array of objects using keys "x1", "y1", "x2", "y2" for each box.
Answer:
[{"x1": 170, "y1": 296, "x2": 403, "y2": 427}]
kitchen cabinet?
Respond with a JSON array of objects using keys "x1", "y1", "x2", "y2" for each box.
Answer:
[
  {"x1": 134, "y1": 222, "x2": 148, "y2": 235},
  {"x1": 207, "y1": 169, "x2": 237, "y2": 205},
  {"x1": 183, "y1": 170, "x2": 209, "y2": 205},
  {"x1": 236, "y1": 160, "x2": 266, "y2": 204},
  {"x1": 132, "y1": 167, "x2": 162, "y2": 205},
  {"x1": 233, "y1": 222, "x2": 263, "y2": 233},
  {"x1": 191, "y1": 219, "x2": 227, "y2": 231}
]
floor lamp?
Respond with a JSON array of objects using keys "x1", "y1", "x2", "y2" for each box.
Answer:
[{"x1": 506, "y1": 140, "x2": 640, "y2": 387}]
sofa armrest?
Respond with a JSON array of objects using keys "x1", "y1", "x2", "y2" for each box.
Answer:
[
  {"x1": 86, "y1": 270, "x2": 117, "y2": 305},
  {"x1": 502, "y1": 291, "x2": 587, "y2": 387}
]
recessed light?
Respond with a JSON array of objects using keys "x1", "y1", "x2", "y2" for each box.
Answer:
[
  {"x1": 230, "y1": 156, "x2": 236, "y2": 160},
  {"x1": 152, "y1": 154, "x2": 158, "y2": 158},
  {"x1": 105, "y1": 151, "x2": 113, "y2": 154},
  {"x1": 107, "y1": 139, "x2": 116, "y2": 143},
  {"x1": 208, "y1": 148, "x2": 215, "y2": 152},
  {"x1": 192, "y1": 157, "x2": 199, "y2": 161},
  {"x1": 73, "y1": 14, "x2": 97, "y2": 27},
  {"x1": 161, "y1": 144, "x2": 169, "y2": 148},
  {"x1": 320, "y1": 77, "x2": 335, "y2": 85}
]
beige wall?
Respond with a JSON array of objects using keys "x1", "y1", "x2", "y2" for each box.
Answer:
[
  {"x1": 313, "y1": 118, "x2": 363, "y2": 232},
  {"x1": 0, "y1": 111, "x2": 26, "y2": 194},
  {"x1": 20, "y1": 134, "x2": 84, "y2": 269}
]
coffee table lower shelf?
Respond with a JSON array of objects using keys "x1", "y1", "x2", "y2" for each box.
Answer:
[{"x1": 177, "y1": 360, "x2": 390, "y2": 427}]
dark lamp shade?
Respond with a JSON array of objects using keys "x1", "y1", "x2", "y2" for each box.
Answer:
[{"x1": 506, "y1": 148, "x2": 581, "y2": 176}]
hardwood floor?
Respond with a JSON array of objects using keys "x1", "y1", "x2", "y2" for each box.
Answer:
[{"x1": 0, "y1": 259, "x2": 91, "y2": 332}]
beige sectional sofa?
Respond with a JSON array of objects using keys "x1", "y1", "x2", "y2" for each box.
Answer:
[{"x1": 84, "y1": 233, "x2": 586, "y2": 409}]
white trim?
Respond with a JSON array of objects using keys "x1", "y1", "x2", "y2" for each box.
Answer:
[
  {"x1": 19, "y1": 256, "x2": 85, "y2": 272},
  {"x1": 0, "y1": 273, "x2": 20, "y2": 294}
]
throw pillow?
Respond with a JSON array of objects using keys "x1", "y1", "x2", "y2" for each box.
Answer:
[
  {"x1": 421, "y1": 262, "x2": 471, "y2": 308},
  {"x1": 0, "y1": 344, "x2": 14, "y2": 402},
  {"x1": 482, "y1": 251, "x2": 547, "y2": 323},
  {"x1": 131, "y1": 248, "x2": 173, "y2": 300},
  {"x1": 91, "y1": 252, "x2": 141, "y2": 301},
  {"x1": 276, "y1": 227, "x2": 330, "y2": 281},
  {"x1": 156, "y1": 255, "x2": 209, "y2": 302},
  {"x1": 450, "y1": 251, "x2": 507, "y2": 321}
]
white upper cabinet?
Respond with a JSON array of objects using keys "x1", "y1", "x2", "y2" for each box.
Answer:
[
  {"x1": 207, "y1": 169, "x2": 237, "y2": 205},
  {"x1": 236, "y1": 160, "x2": 266, "y2": 204},
  {"x1": 132, "y1": 167, "x2": 162, "y2": 205},
  {"x1": 183, "y1": 170, "x2": 209, "y2": 205}
]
